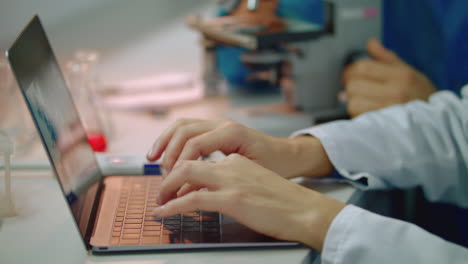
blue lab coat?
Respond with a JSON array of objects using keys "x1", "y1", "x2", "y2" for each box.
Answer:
[{"x1": 383, "y1": 0, "x2": 468, "y2": 94}]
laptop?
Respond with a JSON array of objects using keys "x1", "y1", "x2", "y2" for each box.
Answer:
[{"x1": 6, "y1": 15, "x2": 299, "y2": 253}]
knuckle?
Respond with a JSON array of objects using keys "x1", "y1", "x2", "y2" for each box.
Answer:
[
  {"x1": 162, "y1": 154, "x2": 174, "y2": 166},
  {"x1": 228, "y1": 189, "x2": 244, "y2": 204},
  {"x1": 174, "y1": 160, "x2": 192, "y2": 172},
  {"x1": 186, "y1": 137, "x2": 202, "y2": 150},
  {"x1": 173, "y1": 125, "x2": 191, "y2": 141},
  {"x1": 224, "y1": 121, "x2": 247, "y2": 138}
]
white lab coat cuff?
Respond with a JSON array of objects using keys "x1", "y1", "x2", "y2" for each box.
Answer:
[
  {"x1": 320, "y1": 205, "x2": 468, "y2": 263},
  {"x1": 291, "y1": 125, "x2": 388, "y2": 190},
  {"x1": 321, "y1": 204, "x2": 362, "y2": 264}
]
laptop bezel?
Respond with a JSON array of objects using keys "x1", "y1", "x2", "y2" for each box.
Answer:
[{"x1": 6, "y1": 15, "x2": 104, "y2": 250}]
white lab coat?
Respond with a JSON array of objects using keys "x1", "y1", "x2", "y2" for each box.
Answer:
[{"x1": 292, "y1": 85, "x2": 468, "y2": 263}]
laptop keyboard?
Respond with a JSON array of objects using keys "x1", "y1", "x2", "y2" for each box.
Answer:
[{"x1": 111, "y1": 177, "x2": 221, "y2": 245}]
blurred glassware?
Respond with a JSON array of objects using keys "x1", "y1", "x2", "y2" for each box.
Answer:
[
  {"x1": 0, "y1": 56, "x2": 37, "y2": 154},
  {"x1": 63, "y1": 50, "x2": 113, "y2": 152}
]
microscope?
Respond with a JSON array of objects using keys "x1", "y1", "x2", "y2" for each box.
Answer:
[
  {"x1": 288, "y1": 0, "x2": 381, "y2": 118},
  {"x1": 189, "y1": 0, "x2": 381, "y2": 120}
]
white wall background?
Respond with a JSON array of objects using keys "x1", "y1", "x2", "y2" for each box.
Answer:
[{"x1": 0, "y1": 0, "x2": 216, "y2": 83}]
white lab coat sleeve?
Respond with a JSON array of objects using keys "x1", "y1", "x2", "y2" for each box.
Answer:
[
  {"x1": 321, "y1": 205, "x2": 468, "y2": 264},
  {"x1": 291, "y1": 86, "x2": 468, "y2": 208}
]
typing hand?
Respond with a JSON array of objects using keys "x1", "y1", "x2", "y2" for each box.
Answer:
[
  {"x1": 343, "y1": 38, "x2": 437, "y2": 117},
  {"x1": 153, "y1": 154, "x2": 345, "y2": 251},
  {"x1": 146, "y1": 119, "x2": 332, "y2": 179}
]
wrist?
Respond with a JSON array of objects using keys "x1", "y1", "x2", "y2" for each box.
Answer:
[
  {"x1": 298, "y1": 193, "x2": 346, "y2": 251},
  {"x1": 281, "y1": 136, "x2": 334, "y2": 179}
]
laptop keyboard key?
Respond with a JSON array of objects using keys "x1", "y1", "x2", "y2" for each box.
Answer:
[
  {"x1": 163, "y1": 224, "x2": 180, "y2": 231},
  {"x1": 183, "y1": 216, "x2": 200, "y2": 222},
  {"x1": 125, "y1": 219, "x2": 143, "y2": 224},
  {"x1": 142, "y1": 231, "x2": 161, "y2": 237},
  {"x1": 144, "y1": 216, "x2": 161, "y2": 221},
  {"x1": 123, "y1": 229, "x2": 141, "y2": 234},
  {"x1": 128, "y1": 204, "x2": 144, "y2": 209},
  {"x1": 200, "y1": 212, "x2": 219, "y2": 222},
  {"x1": 141, "y1": 236, "x2": 160, "y2": 245},
  {"x1": 182, "y1": 222, "x2": 199, "y2": 227},
  {"x1": 122, "y1": 234, "x2": 140, "y2": 239},
  {"x1": 163, "y1": 220, "x2": 180, "y2": 225},
  {"x1": 126, "y1": 214, "x2": 143, "y2": 219},
  {"x1": 182, "y1": 226, "x2": 201, "y2": 232},
  {"x1": 203, "y1": 227, "x2": 220, "y2": 233},
  {"x1": 144, "y1": 221, "x2": 162, "y2": 226},
  {"x1": 201, "y1": 222, "x2": 219, "y2": 228},
  {"x1": 143, "y1": 226, "x2": 161, "y2": 231},
  {"x1": 127, "y1": 209, "x2": 144, "y2": 214},
  {"x1": 119, "y1": 239, "x2": 140, "y2": 245},
  {"x1": 124, "y1": 224, "x2": 142, "y2": 229}
]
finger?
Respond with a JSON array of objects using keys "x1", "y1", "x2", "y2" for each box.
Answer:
[
  {"x1": 146, "y1": 118, "x2": 202, "y2": 161},
  {"x1": 177, "y1": 183, "x2": 204, "y2": 197},
  {"x1": 343, "y1": 59, "x2": 395, "y2": 84},
  {"x1": 153, "y1": 191, "x2": 223, "y2": 218},
  {"x1": 162, "y1": 122, "x2": 217, "y2": 172},
  {"x1": 347, "y1": 96, "x2": 385, "y2": 117},
  {"x1": 177, "y1": 126, "x2": 244, "y2": 164},
  {"x1": 367, "y1": 38, "x2": 402, "y2": 64},
  {"x1": 158, "y1": 160, "x2": 220, "y2": 204},
  {"x1": 345, "y1": 79, "x2": 389, "y2": 100}
]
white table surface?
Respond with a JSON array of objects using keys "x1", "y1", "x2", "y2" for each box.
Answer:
[{"x1": 0, "y1": 97, "x2": 355, "y2": 264}]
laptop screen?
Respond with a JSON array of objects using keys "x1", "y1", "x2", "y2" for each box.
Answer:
[{"x1": 7, "y1": 16, "x2": 102, "y2": 240}]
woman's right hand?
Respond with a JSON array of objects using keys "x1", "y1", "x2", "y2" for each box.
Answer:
[{"x1": 146, "y1": 119, "x2": 333, "y2": 179}]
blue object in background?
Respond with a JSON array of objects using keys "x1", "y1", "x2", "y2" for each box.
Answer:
[
  {"x1": 215, "y1": 0, "x2": 324, "y2": 89},
  {"x1": 383, "y1": 0, "x2": 468, "y2": 94},
  {"x1": 144, "y1": 164, "x2": 161, "y2": 175}
]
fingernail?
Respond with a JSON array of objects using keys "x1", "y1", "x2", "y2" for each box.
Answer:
[
  {"x1": 147, "y1": 149, "x2": 156, "y2": 159},
  {"x1": 147, "y1": 142, "x2": 160, "y2": 158},
  {"x1": 153, "y1": 205, "x2": 165, "y2": 216}
]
